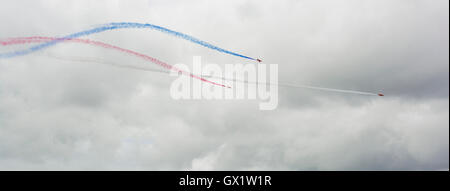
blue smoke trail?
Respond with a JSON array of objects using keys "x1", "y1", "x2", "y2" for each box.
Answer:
[{"x1": 0, "y1": 22, "x2": 257, "y2": 61}]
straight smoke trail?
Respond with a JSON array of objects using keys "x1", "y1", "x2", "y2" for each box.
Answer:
[
  {"x1": 45, "y1": 53, "x2": 171, "y2": 75},
  {"x1": 1, "y1": 37, "x2": 381, "y2": 96},
  {"x1": 205, "y1": 76, "x2": 380, "y2": 96},
  {"x1": 272, "y1": 82, "x2": 378, "y2": 96},
  {"x1": 43, "y1": 53, "x2": 380, "y2": 96},
  {"x1": 0, "y1": 36, "x2": 228, "y2": 88},
  {"x1": 0, "y1": 22, "x2": 257, "y2": 61}
]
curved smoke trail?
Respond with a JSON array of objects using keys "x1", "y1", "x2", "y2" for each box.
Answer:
[
  {"x1": 0, "y1": 36, "x2": 228, "y2": 88},
  {"x1": 0, "y1": 22, "x2": 257, "y2": 61}
]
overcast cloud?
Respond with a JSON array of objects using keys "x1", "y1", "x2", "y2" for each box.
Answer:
[{"x1": 0, "y1": 0, "x2": 448, "y2": 170}]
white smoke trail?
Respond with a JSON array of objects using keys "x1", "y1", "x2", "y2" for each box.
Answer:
[
  {"x1": 44, "y1": 53, "x2": 170, "y2": 74},
  {"x1": 204, "y1": 75, "x2": 379, "y2": 96},
  {"x1": 43, "y1": 54, "x2": 380, "y2": 96}
]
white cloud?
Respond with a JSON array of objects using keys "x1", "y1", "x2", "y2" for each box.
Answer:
[{"x1": 0, "y1": 0, "x2": 448, "y2": 170}]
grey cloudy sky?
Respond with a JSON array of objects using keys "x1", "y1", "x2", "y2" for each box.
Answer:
[{"x1": 0, "y1": 0, "x2": 448, "y2": 170}]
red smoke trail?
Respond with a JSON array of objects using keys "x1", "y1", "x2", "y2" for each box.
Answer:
[{"x1": 0, "y1": 36, "x2": 229, "y2": 88}]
